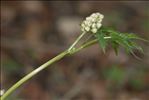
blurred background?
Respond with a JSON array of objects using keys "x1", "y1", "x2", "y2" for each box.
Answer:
[{"x1": 1, "y1": 1, "x2": 149, "y2": 100}]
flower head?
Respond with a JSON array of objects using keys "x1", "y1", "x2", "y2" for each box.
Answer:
[{"x1": 81, "y1": 12, "x2": 104, "y2": 33}]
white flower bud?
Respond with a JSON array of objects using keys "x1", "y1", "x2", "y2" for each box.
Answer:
[
  {"x1": 100, "y1": 14, "x2": 104, "y2": 19},
  {"x1": 81, "y1": 12, "x2": 104, "y2": 33},
  {"x1": 91, "y1": 18, "x2": 96, "y2": 22},
  {"x1": 92, "y1": 23, "x2": 96, "y2": 28},
  {"x1": 81, "y1": 23, "x2": 85, "y2": 27},
  {"x1": 91, "y1": 13, "x2": 97, "y2": 18},
  {"x1": 85, "y1": 27, "x2": 90, "y2": 31},
  {"x1": 97, "y1": 23, "x2": 102, "y2": 28},
  {"x1": 86, "y1": 17, "x2": 91, "y2": 21},
  {"x1": 97, "y1": 19, "x2": 102, "y2": 23},
  {"x1": 91, "y1": 28, "x2": 97, "y2": 33}
]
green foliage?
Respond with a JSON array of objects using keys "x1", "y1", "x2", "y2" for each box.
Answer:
[
  {"x1": 111, "y1": 41, "x2": 119, "y2": 55},
  {"x1": 96, "y1": 29, "x2": 108, "y2": 53},
  {"x1": 104, "y1": 66, "x2": 125, "y2": 84},
  {"x1": 95, "y1": 27, "x2": 146, "y2": 55}
]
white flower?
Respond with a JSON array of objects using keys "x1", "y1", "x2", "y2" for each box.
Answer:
[
  {"x1": 91, "y1": 28, "x2": 98, "y2": 33},
  {"x1": 96, "y1": 23, "x2": 102, "y2": 28},
  {"x1": 100, "y1": 14, "x2": 104, "y2": 19},
  {"x1": 92, "y1": 23, "x2": 96, "y2": 28},
  {"x1": 91, "y1": 18, "x2": 96, "y2": 22},
  {"x1": 85, "y1": 27, "x2": 90, "y2": 31},
  {"x1": 86, "y1": 17, "x2": 92, "y2": 21},
  {"x1": 91, "y1": 13, "x2": 98, "y2": 18},
  {"x1": 81, "y1": 12, "x2": 104, "y2": 33}
]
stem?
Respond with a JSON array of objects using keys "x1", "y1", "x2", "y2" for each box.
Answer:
[
  {"x1": 69, "y1": 39, "x2": 98, "y2": 55},
  {"x1": 68, "y1": 32, "x2": 86, "y2": 51},
  {"x1": 69, "y1": 36, "x2": 111, "y2": 55},
  {"x1": 2, "y1": 32, "x2": 86, "y2": 100},
  {"x1": 1, "y1": 35, "x2": 111, "y2": 100},
  {"x1": 1, "y1": 51, "x2": 69, "y2": 100},
  {"x1": 104, "y1": 36, "x2": 111, "y2": 39}
]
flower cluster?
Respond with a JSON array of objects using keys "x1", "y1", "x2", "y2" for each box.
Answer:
[{"x1": 81, "y1": 13, "x2": 104, "y2": 33}]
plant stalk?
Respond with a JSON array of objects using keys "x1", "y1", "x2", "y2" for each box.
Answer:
[
  {"x1": 1, "y1": 35, "x2": 111, "y2": 100},
  {"x1": 1, "y1": 51, "x2": 68, "y2": 100},
  {"x1": 68, "y1": 32, "x2": 86, "y2": 51}
]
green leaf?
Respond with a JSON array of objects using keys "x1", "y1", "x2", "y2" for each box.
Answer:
[
  {"x1": 111, "y1": 41, "x2": 119, "y2": 55},
  {"x1": 96, "y1": 30, "x2": 108, "y2": 53},
  {"x1": 98, "y1": 27, "x2": 145, "y2": 57},
  {"x1": 126, "y1": 33, "x2": 149, "y2": 42},
  {"x1": 109, "y1": 31, "x2": 138, "y2": 53}
]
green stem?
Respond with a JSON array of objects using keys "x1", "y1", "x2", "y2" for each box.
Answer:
[
  {"x1": 69, "y1": 36, "x2": 111, "y2": 54},
  {"x1": 1, "y1": 35, "x2": 111, "y2": 100},
  {"x1": 68, "y1": 32, "x2": 86, "y2": 51},
  {"x1": 69, "y1": 39, "x2": 98, "y2": 55},
  {"x1": 1, "y1": 51, "x2": 69, "y2": 100}
]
